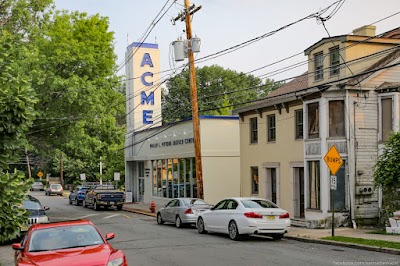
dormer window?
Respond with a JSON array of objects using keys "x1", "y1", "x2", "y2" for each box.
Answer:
[
  {"x1": 330, "y1": 46, "x2": 340, "y2": 76},
  {"x1": 314, "y1": 52, "x2": 323, "y2": 81}
]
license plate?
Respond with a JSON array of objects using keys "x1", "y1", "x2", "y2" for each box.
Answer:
[
  {"x1": 264, "y1": 215, "x2": 275, "y2": 220},
  {"x1": 110, "y1": 201, "x2": 114, "y2": 204}
]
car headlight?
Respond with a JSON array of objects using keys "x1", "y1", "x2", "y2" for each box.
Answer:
[{"x1": 107, "y1": 257, "x2": 124, "y2": 266}]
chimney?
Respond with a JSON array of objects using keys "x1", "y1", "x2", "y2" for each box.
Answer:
[{"x1": 352, "y1": 25, "x2": 376, "y2": 37}]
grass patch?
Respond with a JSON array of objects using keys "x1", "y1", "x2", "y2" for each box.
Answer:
[{"x1": 322, "y1": 236, "x2": 400, "y2": 250}]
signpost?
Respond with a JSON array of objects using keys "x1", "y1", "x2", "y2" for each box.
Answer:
[
  {"x1": 80, "y1": 173, "x2": 86, "y2": 181},
  {"x1": 37, "y1": 171, "x2": 43, "y2": 179},
  {"x1": 324, "y1": 145, "x2": 343, "y2": 237}
]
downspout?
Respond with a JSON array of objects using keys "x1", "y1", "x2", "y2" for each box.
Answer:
[{"x1": 352, "y1": 101, "x2": 358, "y2": 229}]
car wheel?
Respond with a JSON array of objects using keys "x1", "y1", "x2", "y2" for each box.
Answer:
[
  {"x1": 157, "y1": 213, "x2": 164, "y2": 225},
  {"x1": 175, "y1": 215, "x2": 183, "y2": 228},
  {"x1": 197, "y1": 217, "x2": 207, "y2": 234},
  {"x1": 117, "y1": 205, "x2": 123, "y2": 211},
  {"x1": 272, "y1": 234, "x2": 283, "y2": 240},
  {"x1": 83, "y1": 199, "x2": 87, "y2": 208},
  {"x1": 94, "y1": 200, "x2": 100, "y2": 211},
  {"x1": 228, "y1": 221, "x2": 242, "y2": 241},
  {"x1": 75, "y1": 198, "x2": 79, "y2": 206}
]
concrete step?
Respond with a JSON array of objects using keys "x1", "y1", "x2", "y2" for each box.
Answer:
[{"x1": 291, "y1": 218, "x2": 307, "y2": 227}]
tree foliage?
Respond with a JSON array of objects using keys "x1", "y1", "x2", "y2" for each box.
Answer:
[
  {"x1": 373, "y1": 132, "x2": 400, "y2": 224},
  {"x1": 0, "y1": 0, "x2": 47, "y2": 241},
  {"x1": 0, "y1": 170, "x2": 32, "y2": 242},
  {"x1": 24, "y1": 9, "x2": 126, "y2": 183},
  {"x1": 162, "y1": 65, "x2": 281, "y2": 123}
]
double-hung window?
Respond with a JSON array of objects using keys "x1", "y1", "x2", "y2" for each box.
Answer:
[
  {"x1": 295, "y1": 109, "x2": 303, "y2": 139},
  {"x1": 267, "y1": 115, "x2": 276, "y2": 142},
  {"x1": 330, "y1": 46, "x2": 340, "y2": 76},
  {"x1": 381, "y1": 98, "x2": 393, "y2": 142},
  {"x1": 308, "y1": 161, "x2": 320, "y2": 209},
  {"x1": 314, "y1": 52, "x2": 324, "y2": 81},
  {"x1": 308, "y1": 102, "x2": 319, "y2": 139},
  {"x1": 251, "y1": 167, "x2": 259, "y2": 195},
  {"x1": 329, "y1": 100, "x2": 345, "y2": 137},
  {"x1": 250, "y1": 117, "x2": 258, "y2": 144}
]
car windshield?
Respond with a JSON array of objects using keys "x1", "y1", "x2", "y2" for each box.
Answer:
[
  {"x1": 22, "y1": 200, "x2": 42, "y2": 210},
  {"x1": 241, "y1": 199, "x2": 278, "y2": 209},
  {"x1": 182, "y1": 199, "x2": 208, "y2": 206},
  {"x1": 28, "y1": 225, "x2": 104, "y2": 252},
  {"x1": 33, "y1": 182, "x2": 43, "y2": 185},
  {"x1": 51, "y1": 184, "x2": 62, "y2": 189}
]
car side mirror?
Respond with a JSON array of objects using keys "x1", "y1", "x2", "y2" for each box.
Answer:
[
  {"x1": 105, "y1": 233, "x2": 115, "y2": 241},
  {"x1": 210, "y1": 207, "x2": 215, "y2": 211},
  {"x1": 43, "y1": 206, "x2": 50, "y2": 211},
  {"x1": 12, "y1": 243, "x2": 24, "y2": 251}
]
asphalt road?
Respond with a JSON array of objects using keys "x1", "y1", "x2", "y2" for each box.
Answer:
[{"x1": 1, "y1": 191, "x2": 399, "y2": 266}]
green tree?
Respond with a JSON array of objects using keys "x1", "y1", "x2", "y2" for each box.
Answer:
[
  {"x1": 26, "y1": 10, "x2": 126, "y2": 183},
  {"x1": 0, "y1": 171, "x2": 32, "y2": 242},
  {"x1": 0, "y1": 0, "x2": 47, "y2": 240},
  {"x1": 162, "y1": 65, "x2": 281, "y2": 123},
  {"x1": 373, "y1": 132, "x2": 400, "y2": 224}
]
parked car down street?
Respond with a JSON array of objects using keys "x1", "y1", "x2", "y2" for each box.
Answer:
[
  {"x1": 157, "y1": 198, "x2": 213, "y2": 228},
  {"x1": 45, "y1": 183, "x2": 63, "y2": 196},
  {"x1": 20, "y1": 195, "x2": 50, "y2": 233},
  {"x1": 12, "y1": 219, "x2": 128, "y2": 266},
  {"x1": 197, "y1": 197, "x2": 291, "y2": 241},
  {"x1": 69, "y1": 186, "x2": 90, "y2": 206},
  {"x1": 30, "y1": 182, "x2": 44, "y2": 191},
  {"x1": 83, "y1": 185, "x2": 125, "y2": 210}
]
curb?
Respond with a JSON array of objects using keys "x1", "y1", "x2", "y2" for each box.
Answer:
[
  {"x1": 284, "y1": 235, "x2": 400, "y2": 255},
  {"x1": 122, "y1": 207, "x2": 156, "y2": 217}
]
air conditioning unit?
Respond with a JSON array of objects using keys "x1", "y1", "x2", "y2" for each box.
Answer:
[{"x1": 355, "y1": 186, "x2": 374, "y2": 195}]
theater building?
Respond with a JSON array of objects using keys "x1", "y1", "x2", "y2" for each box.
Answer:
[{"x1": 124, "y1": 42, "x2": 240, "y2": 205}]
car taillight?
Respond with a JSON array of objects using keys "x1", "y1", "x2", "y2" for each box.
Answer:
[
  {"x1": 244, "y1": 212, "x2": 262, "y2": 219},
  {"x1": 185, "y1": 208, "x2": 193, "y2": 214},
  {"x1": 279, "y1": 213, "x2": 290, "y2": 219}
]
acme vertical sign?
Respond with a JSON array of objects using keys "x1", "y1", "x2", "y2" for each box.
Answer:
[{"x1": 127, "y1": 42, "x2": 161, "y2": 131}]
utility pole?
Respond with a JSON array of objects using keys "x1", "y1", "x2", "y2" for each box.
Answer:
[
  {"x1": 100, "y1": 156, "x2": 103, "y2": 185},
  {"x1": 60, "y1": 152, "x2": 64, "y2": 188},
  {"x1": 25, "y1": 148, "x2": 32, "y2": 179},
  {"x1": 184, "y1": 0, "x2": 203, "y2": 199}
]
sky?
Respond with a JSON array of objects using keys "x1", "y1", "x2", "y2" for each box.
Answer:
[{"x1": 53, "y1": 0, "x2": 400, "y2": 82}]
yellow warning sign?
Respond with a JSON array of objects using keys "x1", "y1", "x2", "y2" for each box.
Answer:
[
  {"x1": 324, "y1": 145, "x2": 343, "y2": 175},
  {"x1": 37, "y1": 171, "x2": 43, "y2": 178}
]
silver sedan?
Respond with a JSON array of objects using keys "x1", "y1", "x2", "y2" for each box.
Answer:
[{"x1": 157, "y1": 198, "x2": 213, "y2": 228}]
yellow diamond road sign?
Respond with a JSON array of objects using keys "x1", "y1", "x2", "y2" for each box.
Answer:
[
  {"x1": 37, "y1": 171, "x2": 43, "y2": 178},
  {"x1": 324, "y1": 145, "x2": 343, "y2": 175}
]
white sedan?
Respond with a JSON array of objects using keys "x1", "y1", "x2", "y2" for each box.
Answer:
[{"x1": 196, "y1": 197, "x2": 290, "y2": 241}]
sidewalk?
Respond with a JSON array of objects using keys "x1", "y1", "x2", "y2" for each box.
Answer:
[{"x1": 122, "y1": 202, "x2": 400, "y2": 255}]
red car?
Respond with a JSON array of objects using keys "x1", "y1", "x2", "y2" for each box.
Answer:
[{"x1": 12, "y1": 219, "x2": 127, "y2": 266}]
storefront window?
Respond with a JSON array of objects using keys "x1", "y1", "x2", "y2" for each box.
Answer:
[
  {"x1": 152, "y1": 161, "x2": 157, "y2": 196},
  {"x1": 162, "y1": 160, "x2": 167, "y2": 197},
  {"x1": 153, "y1": 157, "x2": 196, "y2": 199},
  {"x1": 173, "y1": 159, "x2": 179, "y2": 198},
  {"x1": 157, "y1": 160, "x2": 162, "y2": 197},
  {"x1": 192, "y1": 158, "x2": 197, "y2": 198}
]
